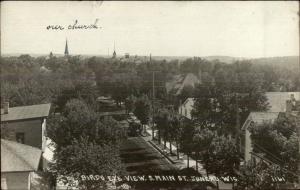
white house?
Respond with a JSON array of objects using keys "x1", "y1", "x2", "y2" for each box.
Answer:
[
  {"x1": 241, "y1": 112, "x2": 279, "y2": 162},
  {"x1": 178, "y1": 98, "x2": 195, "y2": 119},
  {"x1": 241, "y1": 92, "x2": 300, "y2": 163}
]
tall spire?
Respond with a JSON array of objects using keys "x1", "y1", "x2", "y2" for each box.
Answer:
[
  {"x1": 112, "y1": 41, "x2": 116, "y2": 58},
  {"x1": 64, "y1": 39, "x2": 69, "y2": 56}
]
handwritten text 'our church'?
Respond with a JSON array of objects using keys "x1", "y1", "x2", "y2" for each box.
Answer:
[{"x1": 46, "y1": 19, "x2": 101, "y2": 30}]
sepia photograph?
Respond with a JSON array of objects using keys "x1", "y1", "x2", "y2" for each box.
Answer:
[{"x1": 1, "y1": 1, "x2": 299, "y2": 190}]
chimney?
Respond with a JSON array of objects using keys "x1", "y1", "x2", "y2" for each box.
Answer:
[
  {"x1": 286, "y1": 94, "x2": 298, "y2": 112},
  {"x1": 3, "y1": 102, "x2": 9, "y2": 114}
]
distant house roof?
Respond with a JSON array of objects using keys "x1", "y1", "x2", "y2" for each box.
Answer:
[
  {"x1": 242, "y1": 112, "x2": 279, "y2": 130},
  {"x1": 182, "y1": 98, "x2": 195, "y2": 106},
  {"x1": 1, "y1": 103, "x2": 51, "y2": 122},
  {"x1": 266, "y1": 92, "x2": 300, "y2": 112},
  {"x1": 39, "y1": 66, "x2": 51, "y2": 73},
  {"x1": 166, "y1": 73, "x2": 201, "y2": 95},
  {"x1": 249, "y1": 112, "x2": 279, "y2": 124},
  {"x1": 1, "y1": 139, "x2": 42, "y2": 172},
  {"x1": 96, "y1": 96, "x2": 115, "y2": 105}
]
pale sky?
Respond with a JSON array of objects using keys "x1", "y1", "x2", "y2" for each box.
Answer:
[{"x1": 1, "y1": 1, "x2": 299, "y2": 58}]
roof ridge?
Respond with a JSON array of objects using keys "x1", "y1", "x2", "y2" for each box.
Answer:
[
  {"x1": 7, "y1": 103, "x2": 51, "y2": 109},
  {"x1": 1, "y1": 103, "x2": 51, "y2": 122},
  {"x1": 1, "y1": 139, "x2": 40, "y2": 171}
]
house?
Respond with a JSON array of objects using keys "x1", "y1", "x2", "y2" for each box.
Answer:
[
  {"x1": 1, "y1": 102, "x2": 51, "y2": 150},
  {"x1": 241, "y1": 92, "x2": 300, "y2": 163},
  {"x1": 1, "y1": 102, "x2": 51, "y2": 169},
  {"x1": 166, "y1": 73, "x2": 201, "y2": 96},
  {"x1": 97, "y1": 96, "x2": 116, "y2": 111},
  {"x1": 119, "y1": 55, "x2": 150, "y2": 64},
  {"x1": 265, "y1": 92, "x2": 300, "y2": 112},
  {"x1": 178, "y1": 98, "x2": 195, "y2": 119},
  {"x1": 1, "y1": 139, "x2": 42, "y2": 190},
  {"x1": 241, "y1": 112, "x2": 279, "y2": 162}
]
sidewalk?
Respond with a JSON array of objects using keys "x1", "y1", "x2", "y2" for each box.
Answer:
[{"x1": 145, "y1": 125, "x2": 233, "y2": 190}]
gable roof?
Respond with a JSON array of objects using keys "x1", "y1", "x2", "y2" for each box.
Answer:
[
  {"x1": 249, "y1": 112, "x2": 279, "y2": 124},
  {"x1": 182, "y1": 98, "x2": 195, "y2": 106},
  {"x1": 1, "y1": 103, "x2": 51, "y2": 122},
  {"x1": 1, "y1": 139, "x2": 42, "y2": 172},
  {"x1": 166, "y1": 73, "x2": 201, "y2": 95},
  {"x1": 242, "y1": 112, "x2": 279, "y2": 130},
  {"x1": 266, "y1": 92, "x2": 300, "y2": 112}
]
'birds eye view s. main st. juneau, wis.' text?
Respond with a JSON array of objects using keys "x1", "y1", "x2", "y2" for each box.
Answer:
[{"x1": 1, "y1": 1, "x2": 300, "y2": 190}]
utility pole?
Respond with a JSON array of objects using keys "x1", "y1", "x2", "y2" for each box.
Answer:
[
  {"x1": 151, "y1": 53, "x2": 159, "y2": 141},
  {"x1": 152, "y1": 71, "x2": 155, "y2": 140},
  {"x1": 296, "y1": 6, "x2": 300, "y2": 178},
  {"x1": 235, "y1": 92, "x2": 241, "y2": 150},
  {"x1": 297, "y1": 113, "x2": 300, "y2": 187},
  {"x1": 234, "y1": 74, "x2": 241, "y2": 150}
]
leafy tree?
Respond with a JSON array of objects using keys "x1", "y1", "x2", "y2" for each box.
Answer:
[
  {"x1": 52, "y1": 137, "x2": 125, "y2": 190},
  {"x1": 180, "y1": 123, "x2": 195, "y2": 168},
  {"x1": 178, "y1": 85, "x2": 195, "y2": 102},
  {"x1": 193, "y1": 127, "x2": 215, "y2": 172},
  {"x1": 248, "y1": 114, "x2": 299, "y2": 182},
  {"x1": 203, "y1": 136, "x2": 240, "y2": 180},
  {"x1": 192, "y1": 66, "x2": 269, "y2": 140},
  {"x1": 47, "y1": 99, "x2": 127, "y2": 189},
  {"x1": 53, "y1": 81, "x2": 98, "y2": 112},
  {"x1": 133, "y1": 95, "x2": 151, "y2": 132},
  {"x1": 191, "y1": 84, "x2": 226, "y2": 132},
  {"x1": 48, "y1": 99, "x2": 126, "y2": 148},
  {"x1": 154, "y1": 108, "x2": 172, "y2": 148},
  {"x1": 124, "y1": 95, "x2": 136, "y2": 113},
  {"x1": 235, "y1": 160, "x2": 282, "y2": 190},
  {"x1": 170, "y1": 114, "x2": 183, "y2": 159},
  {"x1": 154, "y1": 108, "x2": 167, "y2": 144},
  {"x1": 47, "y1": 99, "x2": 97, "y2": 148}
]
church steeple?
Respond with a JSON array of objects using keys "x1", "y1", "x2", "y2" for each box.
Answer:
[
  {"x1": 112, "y1": 42, "x2": 116, "y2": 58},
  {"x1": 64, "y1": 39, "x2": 69, "y2": 56}
]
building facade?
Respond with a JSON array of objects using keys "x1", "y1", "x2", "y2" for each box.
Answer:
[
  {"x1": 178, "y1": 98, "x2": 195, "y2": 119},
  {"x1": 241, "y1": 92, "x2": 300, "y2": 163},
  {"x1": 1, "y1": 103, "x2": 51, "y2": 152},
  {"x1": 1, "y1": 139, "x2": 42, "y2": 190}
]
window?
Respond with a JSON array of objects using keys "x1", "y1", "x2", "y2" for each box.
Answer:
[{"x1": 16, "y1": 132, "x2": 25, "y2": 144}]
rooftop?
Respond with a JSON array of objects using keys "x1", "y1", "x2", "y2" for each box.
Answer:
[
  {"x1": 265, "y1": 92, "x2": 300, "y2": 112},
  {"x1": 166, "y1": 73, "x2": 201, "y2": 95},
  {"x1": 182, "y1": 98, "x2": 195, "y2": 105},
  {"x1": 1, "y1": 103, "x2": 51, "y2": 122},
  {"x1": 1, "y1": 139, "x2": 42, "y2": 172},
  {"x1": 249, "y1": 112, "x2": 279, "y2": 124},
  {"x1": 242, "y1": 112, "x2": 279, "y2": 130}
]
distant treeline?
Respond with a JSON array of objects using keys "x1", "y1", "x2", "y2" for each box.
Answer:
[{"x1": 1, "y1": 54, "x2": 299, "y2": 109}]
